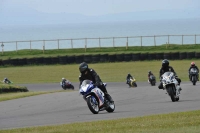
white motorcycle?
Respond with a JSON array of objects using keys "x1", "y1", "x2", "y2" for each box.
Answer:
[
  {"x1": 161, "y1": 72, "x2": 181, "y2": 102},
  {"x1": 189, "y1": 68, "x2": 198, "y2": 85},
  {"x1": 79, "y1": 80, "x2": 115, "y2": 114}
]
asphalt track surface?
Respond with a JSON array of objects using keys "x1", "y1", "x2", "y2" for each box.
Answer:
[{"x1": 1, "y1": 81, "x2": 200, "y2": 129}]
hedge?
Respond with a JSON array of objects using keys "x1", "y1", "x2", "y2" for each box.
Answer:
[{"x1": 1, "y1": 52, "x2": 199, "y2": 66}]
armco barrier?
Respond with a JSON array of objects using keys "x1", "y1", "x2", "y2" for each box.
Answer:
[
  {"x1": 92, "y1": 54, "x2": 100, "y2": 63},
  {"x1": 148, "y1": 53, "x2": 156, "y2": 60},
  {"x1": 108, "y1": 54, "x2": 116, "y2": 62},
  {"x1": 124, "y1": 53, "x2": 132, "y2": 61},
  {"x1": 132, "y1": 53, "x2": 140, "y2": 61},
  {"x1": 187, "y1": 52, "x2": 195, "y2": 59},
  {"x1": 171, "y1": 52, "x2": 179, "y2": 60},
  {"x1": 59, "y1": 56, "x2": 67, "y2": 64},
  {"x1": 84, "y1": 55, "x2": 92, "y2": 63},
  {"x1": 156, "y1": 53, "x2": 163, "y2": 60},
  {"x1": 195, "y1": 52, "x2": 200, "y2": 58},
  {"x1": 163, "y1": 53, "x2": 171, "y2": 60},
  {"x1": 1, "y1": 52, "x2": 200, "y2": 66},
  {"x1": 100, "y1": 54, "x2": 108, "y2": 62},
  {"x1": 75, "y1": 55, "x2": 84, "y2": 64},
  {"x1": 116, "y1": 53, "x2": 124, "y2": 62},
  {"x1": 140, "y1": 53, "x2": 148, "y2": 61},
  {"x1": 179, "y1": 52, "x2": 187, "y2": 60},
  {"x1": 67, "y1": 55, "x2": 75, "y2": 64}
]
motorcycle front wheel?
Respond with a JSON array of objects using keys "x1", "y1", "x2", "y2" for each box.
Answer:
[
  {"x1": 167, "y1": 86, "x2": 176, "y2": 102},
  {"x1": 87, "y1": 96, "x2": 99, "y2": 114}
]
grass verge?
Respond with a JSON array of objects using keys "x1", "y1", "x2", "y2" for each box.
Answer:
[
  {"x1": 0, "y1": 110, "x2": 200, "y2": 133},
  {"x1": 0, "y1": 90, "x2": 66, "y2": 102},
  {"x1": 0, "y1": 60, "x2": 199, "y2": 84}
]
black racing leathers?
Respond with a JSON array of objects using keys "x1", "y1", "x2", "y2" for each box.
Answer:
[
  {"x1": 158, "y1": 66, "x2": 181, "y2": 89},
  {"x1": 79, "y1": 68, "x2": 108, "y2": 94},
  {"x1": 188, "y1": 66, "x2": 199, "y2": 80}
]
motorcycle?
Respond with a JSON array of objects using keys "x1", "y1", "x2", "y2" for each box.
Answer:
[
  {"x1": 189, "y1": 68, "x2": 198, "y2": 85},
  {"x1": 127, "y1": 77, "x2": 137, "y2": 87},
  {"x1": 79, "y1": 80, "x2": 115, "y2": 114},
  {"x1": 149, "y1": 75, "x2": 156, "y2": 86},
  {"x1": 161, "y1": 72, "x2": 181, "y2": 102},
  {"x1": 60, "y1": 80, "x2": 74, "y2": 90}
]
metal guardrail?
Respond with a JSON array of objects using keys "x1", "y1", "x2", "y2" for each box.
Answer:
[{"x1": 1, "y1": 34, "x2": 200, "y2": 52}]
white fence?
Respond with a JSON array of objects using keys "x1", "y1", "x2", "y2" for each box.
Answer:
[{"x1": 1, "y1": 34, "x2": 200, "y2": 52}]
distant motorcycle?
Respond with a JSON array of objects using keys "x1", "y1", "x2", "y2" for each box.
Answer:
[
  {"x1": 60, "y1": 80, "x2": 74, "y2": 90},
  {"x1": 79, "y1": 80, "x2": 115, "y2": 114},
  {"x1": 161, "y1": 72, "x2": 181, "y2": 102},
  {"x1": 149, "y1": 75, "x2": 156, "y2": 86},
  {"x1": 128, "y1": 77, "x2": 137, "y2": 87},
  {"x1": 189, "y1": 68, "x2": 198, "y2": 85}
]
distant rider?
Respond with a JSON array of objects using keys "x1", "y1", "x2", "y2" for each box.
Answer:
[
  {"x1": 148, "y1": 70, "x2": 155, "y2": 83},
  {"x1": 158, "y1": 59, "x2": 181, "y2": 90},
  {"x1": 3, "y1": 77, "x2": 11, "y2": 84},
  {"x1": 79, "y1": 62, "x2": 112, "y2": 102},
  {"x1": 61, "y1": 78, "x2": 70, "y2": 86},
  {"x1": 188, "y1": 62, "x2": 199, "y2": 81},
  {"x1": 126, "y1": 73, "x2": 133, "y2": 87}
]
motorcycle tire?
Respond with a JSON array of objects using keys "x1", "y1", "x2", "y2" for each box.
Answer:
[
  {"x1": 133, "y1": 82, "x2": 137, "y2": 87},
  {"x1": 70, "y1": 85, "x2": 75, "y2": 90},
  {"x1": 192, "y1": 76, "x2": 196, "y2": 85},
  {"x1": 105, "y1": 95, "x2": 115, "y2": 113},
  {"x1": 168, "y1": 86, "x2": 176, "y2": 102},
  {"x1": 87, "y1": 96, "x2": 99, "y2": 114}
]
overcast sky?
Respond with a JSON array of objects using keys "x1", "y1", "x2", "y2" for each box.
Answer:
[{"x1": 1, "y1": 0, "x2": 199, "y2": 16}]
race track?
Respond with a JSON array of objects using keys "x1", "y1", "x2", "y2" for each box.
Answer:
[{"x1": 0, "y1": 82, "x2": 200, "y2": 129}]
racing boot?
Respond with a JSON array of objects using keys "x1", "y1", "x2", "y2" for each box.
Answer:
[{"x1": 104, "y1": 93, "x2": 114, "y2": 103}]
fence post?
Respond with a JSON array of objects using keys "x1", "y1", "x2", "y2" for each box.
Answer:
[
  {"x1": 195, "y1": 34, "x2": 196, "y2": 44},
  {"x1": 113, "y1": 37, "x2": 115, "y2": 47},
  {"x1": 71, "y1": 39, "x2": 73, "y2": 48},
  {"x1": 1, "y1": 42, "x2": 4, "y2": 55},
  {"x1": 126, "y1": 37, "x2": 128, "y2": 49},
  {"x1": 141, "y1": 36, "x2": 142, "y2": 47},
  {"x1": 85, "y1": 44, "x2": 87, "y2": 52},
  {"x1": 30, "y1": 41, "x2": 32, "y2": 51},
  {"x1": 182, "y1": 35, "x2": 183, "y2": 45},
  {"x1": 43, "y1": 40, "x2": 45, "y2": 53},
  {"x1": 16, "y1": 41, "x2": 18, "y2": 52},
  {"x1": 99, "y1": 37, "x2": 101, "y2": 49},
  {"x1": 154, "y1": 35, "x2": 156, "y2": 46},
  {"x1": 58, "y1": 39, "x2": 59, "y2": 49},
  {"x1": 85, "y1": 38, "x2": 87, "y2": 49},
  {"x1": 168, "y1": 35, "x2": 170, "y2": 44}
]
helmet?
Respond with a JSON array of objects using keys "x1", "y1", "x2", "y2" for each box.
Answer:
[
  {"x1": 191, "y1": 62, "x2": 195, "y2": 67},
  {"x1": 79, "y1": 62, "x2": 88, "y2": 74},
  {"x1": 162, "y1": 59, "x2": 169, "y2": 68},
  {"x1": 62, "y1": 77, "x2": 65, "y2": 80},
  {"x1": 4, "y1": 77, "x2": 7, "y2": 80},
  {"x1": 148, "y1": 71, "x2": 151, "y2": 73}
]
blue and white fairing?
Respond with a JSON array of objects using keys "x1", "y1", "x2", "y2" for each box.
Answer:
[
  {"x1": 79, "y1": 80, "x2": 95, "y2": 95},
  {"x1": 79, "y1": 80, "x2": 105, "y2": 107}
]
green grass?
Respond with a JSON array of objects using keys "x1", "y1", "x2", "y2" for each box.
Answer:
[
  {"x1": 0, "y1": 60, "x2": 199, "y2": 84},
  {"x1": 0, "y1": 44, "x2": 200, "y2": 60},
  {"x1": 0, "y1": 110, "x2": 200, "y2": 133},
  {"x1": 0, "y1": 90, "x2": 67, "y2": 102}
]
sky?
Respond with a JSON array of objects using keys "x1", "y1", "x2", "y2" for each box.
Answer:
[{"x1": 0, "y1": 0, "x2": 199, "y2": 16}]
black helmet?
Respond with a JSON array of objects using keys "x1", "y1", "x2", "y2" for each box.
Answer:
[
  {"x1": 79, "y1": 62, "x2": 88, "y2": 73},
  {"x1": 162, "y1": 59, "x2": 169, "y2": 68}
]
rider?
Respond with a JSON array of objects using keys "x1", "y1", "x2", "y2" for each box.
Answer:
[
  {"x1": 148, "y1": 70, "x2": 155, "y2": 83},
  {"x1": 3, "y1": 77, "x2": 11, "y2": 84},
  {"x1": 158, "y1": 59, "x2": 181, "y2": 90},
  {"x1": 79, "y1": 62, "x2": 112, "y2": 101},
  {"x1": 188, "y1": 62, "x2": 199, "y2": 81},
  {"x1": 126, "y1": 73, "x2": 133, "y2": 87},
  {"x1": 61, "y1": 77, "x2": 70, "y2": 85}
]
